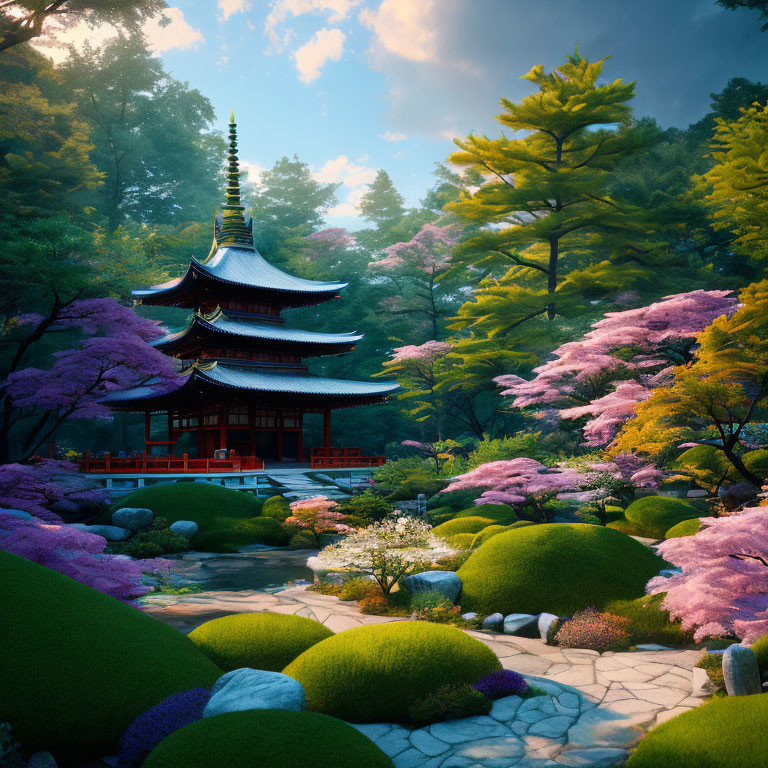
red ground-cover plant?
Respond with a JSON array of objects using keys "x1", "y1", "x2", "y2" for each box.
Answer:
[{"x1": 554, "y1": 607, "x2": 633, "y2": 652}]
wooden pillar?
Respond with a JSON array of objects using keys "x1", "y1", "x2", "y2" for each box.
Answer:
[
  {"x1": 197, "y1": 418, "x2": 205, "y2": 458},
  {"x1": 219, "y1": 406, "x2": 227, "y2": 450},
  {"x1": 248, "y1": 406, "x2": 256, "y2": 457},
  {"x1": 144, "y1": 411, "x2": 151, "y2": 452},
  {"x1": 323, "y1": 408, "x2": 331, "y2": 451},
  {"x1": 167, "y1": 411, "x2": 174, "y2": 456}
]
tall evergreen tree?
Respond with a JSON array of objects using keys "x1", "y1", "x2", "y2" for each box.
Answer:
[{"x1": 359, "y1": 169, "x2": 405, "y2": 229}]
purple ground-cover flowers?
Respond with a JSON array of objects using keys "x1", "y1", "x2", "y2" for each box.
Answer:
[{"x1": 472, "y1": 669, "x2": 528, "y2": 700}]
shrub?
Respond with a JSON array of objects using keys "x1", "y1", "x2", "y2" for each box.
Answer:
[
  {"x1": 282, "y1": 622, "x2": 501, "y2": 722},
  {"x1": 664, "y1": 517, "x2": 702, "y2": 538},
  {"x1": 432, "y1": 516, "x2": 496, "y2": 538},
  {"x1": 554, "y1": 608, "x2": 633, "y2": 652},
  {"x1": 107, "y1": 483, "x2": 264, "y2": 536},
  {"x1": 465, "y1": 433, "x2": 545, "y2": 468},
  {"x1": 338, "y1": 577, "x2": 379, "y2": 601},
  {"x1": 338, "y1": 490, "x2": 394, "y2": 523},
  {"x1": 410, "y1": 590, "x2": 454, "y2": 615},
  {"x1": 610, "y1": 496, "x2": 701, "y2": 539},
  {"x1": 358, "y1": 593, "x2": 389, "y2": 615},
  {"x1": 743, "y1": 449, "x2": 768, "y2": 479},
  {"x1": 457, "y1": 523, "x2": 664, "y2": 616},
  {"x1": 195, "y1": 517, "x2": 289, "y2": 553},
  {"x1": 388, "y1": 478, "x2": 448, "y2": 501},
  {"x1": 407, "y1": 683, "x2": 491, "y2": 726},
  {"x1": 117, "y1": 688, "x2": 210, "y2": 768},
  {"x1": 0, "y1": 550, "x2": 221, "y2": 763},
  {"x1": 672, "y1": 445, "x2": 738, "y2": 489},
  {"x1": 288, "y1": 529, "x2": 317, "y2": 548},
  {"x1": 430, "y1": 487, "x2": 481, "y2": 511},
  {"x1": 261, "y1": 495, "x2": 291, "y2": 521},
  {"x1": 626, "y1": 694, "x2": 768, "y2": 768},
  {"x1": 604, "y1": 593, "x2": 693, "y2": 647},
  {"x1": 142, "y1": 710, "x2": 395, "y2": 768},
  {"x1": 472, "y1": 669, "x2": 528, "y2": 700},
  {"x1": 454, "y1": 504, "x2": 516, "y2": 523},
  {"x1": 114, "y1": 517, "x2": 189, "y2": 559},
  {"x1": 188, "y1": 613, "x2": 332, "y2": 672},
  {"x1": 373, "y1": 456, "x2": 434, "y2": 488},
  {"x1": 696, "y1": 652, "x2": 725, "y2": 688},
  {"x1": 751, "y1": 633, "x2": 768, "y2": 678}
]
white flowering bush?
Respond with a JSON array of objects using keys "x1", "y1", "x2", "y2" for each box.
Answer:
[{"x1": 317, "y1": 513, "x2": 455, "y2": 596}]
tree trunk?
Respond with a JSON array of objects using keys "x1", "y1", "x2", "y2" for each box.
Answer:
[{"x1": 546, "y1": 237, "x2": 559, "y2": 320}]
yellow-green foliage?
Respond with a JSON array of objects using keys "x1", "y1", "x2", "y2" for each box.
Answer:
[
  {"x1": 143, "y1": 710, "x2": 395, "y2": 768},
  {"x1": 751, "y1": 634, "x2": 768, "y2": 677},
  {"x1": 743, "y1": 449, "x2": 768, "y2": 479},
  {"x1": 672, "y1": 445, "x2": 737, "y2": 489},
  {"x1": 431, "y1": 516, "x2": 496, "y2": 538},
  {"x1": 454, "y1": 504, "x2": 516, "y2": 523},
  {"x1": 448, "y1": 533, "x2": 476, "y2": 548},
  {"x1": 608, "y1": 496, "x2": 700, "y2": 539},
  {"x1": 188, "y1": 613, "x2": 333, "y2": 672},
  {"x1": 457, "y1": 524, "x2": 664, "y2": 616},
  {"x1": 627, "y1": 694, "x2": 768, "y2": 768},
  {"x1": 283, "y1": 622, "x2": 501, "y2": 723},
  {"x1": 194, "y1": 516, "x2": 289, "y2": 553},
  {"x1": 665, "y1": 518, "x2": 701, "y2": 538},
  {"x1": 0, "y1": 550, "x2": 221, "y2": 763},
  {"x1": 604, "y1": 593, "x2": 693, "y2": 647},
  {"x1": 261, "y1": 495, "x2": 291, "y2": 521},
  {"x1": 470, "y1": 520, "x2": 534, "y2": 548}
]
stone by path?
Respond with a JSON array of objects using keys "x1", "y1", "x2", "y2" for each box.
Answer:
[{"x1": 142, "y1": 586, "x2": 712, "y2": 768}]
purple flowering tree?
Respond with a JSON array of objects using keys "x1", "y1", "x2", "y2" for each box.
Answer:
[{"x1": 0, "y1": 297, "x2": 180, "y2": 463}]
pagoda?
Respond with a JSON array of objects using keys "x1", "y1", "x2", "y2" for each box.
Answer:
[{"x1": 105, "y1": 114, "x2": 398, "y2": 465}]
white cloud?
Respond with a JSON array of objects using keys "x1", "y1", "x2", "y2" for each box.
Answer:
[
  {"x1": 241, "y1": 160, "x2": 265, "y2": 187},
  {"x1": 143, "y1": 8, "x2": 204, "y2": 52},
  {"x1": 293, "y1": 27, "x2": 345, "y2": 83},
  {"x1": 219, "y1": 0, "x2": 251, "y2": 22},
  {"x1": 327, "y1": 186, "x2": 366, "y2": 218},
  {"x1": 379, "y1": 129, "x2": 407, "y2": 142},
  {"x1": 359, "y1": 0, "x2": 437, "y2": 62},
  {"x1": 266, "y1": 0, "x2": 359, "y2": 51},
  {"x1": 314, "y1": 155, "x2": 376, "y2": 218}
]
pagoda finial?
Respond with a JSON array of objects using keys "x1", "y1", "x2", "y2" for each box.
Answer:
[{"x1": 216, "y1": 110, "x2": 253, "y2": 248}]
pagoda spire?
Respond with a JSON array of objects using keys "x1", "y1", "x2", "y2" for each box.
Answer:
[{"x1": 217, "y1": 111, "x2": 252, "y2": 248}]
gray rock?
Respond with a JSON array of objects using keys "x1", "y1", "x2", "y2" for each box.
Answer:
[
  {"x1": 0, "y1": 508, "x2": 32, "y2": 520},
  {"x1": 169, "y1": 520, "x2": 198, "y2": 539},
  {"x1": 723, "y1": 644, "x2": 762, "y2": 696},
  {"x1": 686, "y1": 489, "x2": 709, "y2": 498},
  {"x1": 503, "y1": 613, "x2": 538, "y2": 636},
  {"x1": 482, "y1": 612, "x2": 504, "y2": 631},
  {"x1": 204, "y1": 668, "x2": 305, "y2": 717},
  {"x1": 112, "y1": 507, "x2": 153, "y2": 530},
  {"x1": 27, "y1": 753, "x2": 58, "y2": 768},
  {"x1": 401, "y1": 570, "x2": 462, "y2": 603},
  {"x1": 719, "y1": 481, "x2": 760, "y2": 511},
  {"x1": 658, "y1": 568, "x2": 683, "y2": 578},
  {"x1": 538, "y1": 612, "x2": 560, "y2": 643},
  {"x1": 461, "y1": 612, "x2": 478, "y2": 621},
  {"x1": 69, "y1": 523, "x2": 131, "y2": 541}
]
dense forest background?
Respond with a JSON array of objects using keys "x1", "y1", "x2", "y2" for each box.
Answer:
[{"x1": 1, "y1": 21, "x2": 767, "y2": 460}]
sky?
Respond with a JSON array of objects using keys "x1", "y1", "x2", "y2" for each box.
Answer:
[{"x1": 36, "y1": 0, "x2": 768, "y2": 229}]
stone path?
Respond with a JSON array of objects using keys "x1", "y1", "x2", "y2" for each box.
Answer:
[{"x1": 143, "y1": 586, "x2": 711, "y2": 768}]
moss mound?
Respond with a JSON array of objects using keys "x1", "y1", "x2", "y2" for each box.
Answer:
[
  {"x1": 608, "y1": 496, "x2": 700, "y2": 539},
  {"x1": 470, "y1": 520, "x2": 533, "y2": 548},
  {"x1": 107, "y1": 483, "x2": 263, "y2": 536},
  {"x1": 261, "y1": 495, "x2": 291, "y2": 521},
  {"x1": 429, "y1": 487, "x2": 479, "y2": 510},
  {"x1": 627, "y1": 694, "x2": 768, "y2": 768},
  {"x1": 448, "y1": 532, "x2": 476, "y2": 548},
  {"x1": 457, "y1": 523, "x2": 664, "y2": 616},
  {"x1": 604, "y1": 593, "x2": 693, "y2": 647},
  {"x1": 744, "y1": 449, "x2": 768, "y2": 479},
  {"x1": 665, "y1": 518, "x2": 702, "y2": 538},
  {"x1": 0, "y1": 550, "x2": 221, "y2": 763},
  {"x1": 454, "y1": 504, "x2": 516, "y2": 523},
  {"x1": 143, "y1": 710, "x2": 394, "y2": 768},
  {"x1": 194, "y1": 517, "x2": 289, "y2": 553},
  {"x1": 432, "y1": 516, "x2": 496, "y2": 538},
  {"x1": 283, "y1": 622, "x2": 501, "y2": 722},
  {"x1": 189, "y1": 612, "x2": 333, "y2": 672},
  {"x1": 427, "y1": 505, "x2": 455, "y2": 525},
  {"x1": 751, "y1": 634, "x2": 768, "y2": 677},
  {"x1": 672, "y1": 445, "x2": 737, "y2": 488}
]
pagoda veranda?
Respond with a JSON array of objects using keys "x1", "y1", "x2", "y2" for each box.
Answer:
[{"x1": 84, "y1": 116, "x2": 397, "y2": 471}]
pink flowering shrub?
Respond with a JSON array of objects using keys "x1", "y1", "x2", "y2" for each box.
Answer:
[
  {"x1": 0, "y1": 511, "x2": 167, "y2": 603},
  {"x1": 647, "y1": 500, "x2": 768, "y2": 642},
  {"x1": 285, "y1": 495, "x2": 352, "y2": 547},
  {"x1": 554, "y1": 608, "x2": 633, "y2": 652}
]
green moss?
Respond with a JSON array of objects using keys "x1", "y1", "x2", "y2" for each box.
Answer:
[
  {"x1": 194, "y1": 517, "x2": 289, "y2": 553},
  {"x1": 427, "y1": 506, "x2": 456, "y2": 526},
  {"x1": 428, "y1": 488, "x2": 479, "y2": 511},
  {"x1": 388, "y1": 479, "x2": 448, "y2": 501},
  {"x1": 618, "y1": 496, "x2": 701, "y2": 539},
  {"x1": 283, "y1": 622, "x2": 501, "y2": 723},
  {"x1": 261, "y1": 495, "x2": 291, "y2": 521},
  {"x1": 672, "y1": 445, "x2": 737, "y2": 488},
  {"x1": 448, "y1": 532, "x2": 477, "y2": 548},
  {"x1": 142, "y1": 710, "x2": 394, "y2": 768},
  {"x1": 289, "y1": 529, "x2": 319, "y2": 548},
  {"x1": 665, "y1": 518, "x2": 702, "y2": 538},
  {"x1": 751, "y1": 633, "x2": 768, "y2": 677},
  {"x1": 432, "y1": 516, "x2": 496, "y2": 538},
  {"x1": 454, "y1": 504, "x2": 516, "y2": 523},
  {"x1": 627, "y1": 694, "x2": 768, "y2": 768},
  {"x1": 470, "y1": 520, "x2": 534, "y2": 548},
  {"x1": 743, "y1": 449, "x2": 768, "y2": 479},
  {"x1": 0, "y1": 550, "x2": 221, "y2": 763},
  {"x1": 604, "y1": 593, "x2": 693, "y2": 647},
  {"x1": 457, "y1": 523, "x2": 664, "y2": 616},
  {"x1": 107, "y1": 483, "x2": 264, "y2": 536},
  {"x1": 188, "y1": 612, "x2": 333, "y2": 672}
]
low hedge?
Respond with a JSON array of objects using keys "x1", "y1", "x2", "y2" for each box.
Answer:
[
  {"x1": 608, "y1": 496, "x2": 701, "y2": 539},
  {"x1": 457, "y1": 523, "x2": 664, "y2": 616},
  {"x1": 261, "y1": 495, "x2": 291, "y2": 521},
  {"x1": 431, "y1": 516, "x2": 496, "y2": 538},
  {"x1": 454, "y1": 504, "x2": 516, "y2": 523},
  {"x1": 428, "y1": 488, "x2": 479, "y2": 511},
  {"x1": 142, "y1": 710, "x2": 395, "y2": 768},
  {"x1": 665, "y1": 518, "x2": 702, "y2": 538},
  {"x1": 627, "y1": 694, "x2": 768, "y2": 768},
  {"x1": 188, "y1": 612, "x2": 333, "y2": 672},
  {"x1": 388, "y1": 479, "x2": 448, "y2": 501},
  {"x1": 282, "y1": 622, "x2": 501, "y2": 723},
  {"x1": 604, "y1": 593, "x2": 693, "y2": 647},
  {"x1": 194, "y1": 517, "x2": 289, "y2": 553},
  {"x1": 0, "y1": 550, "x2": 221, "y2": 763}
]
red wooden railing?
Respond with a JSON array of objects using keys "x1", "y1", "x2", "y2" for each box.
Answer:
[
  {"x1": 310, "y1": 447, "x2": 385, "y2": 469},
  {"x1": 79, "y1": 451, "x2": 264, "y2": 474}
]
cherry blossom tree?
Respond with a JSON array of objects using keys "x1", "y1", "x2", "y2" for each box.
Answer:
[
  {"x1": 0, "y1": 511, "x2": 167, "y2": 604},
  {"x1": 0, "y1": 297, "x2": 180, "y2": 463},
  {"x1": 495, "y1": 290, "x2": 738, "y2": 447},
  {"x1": 285, "y1": 495, "x2": 352, "y2": 547},
  {"x1": 647, "y1": 497, "x2": 768, "y2": 643}
]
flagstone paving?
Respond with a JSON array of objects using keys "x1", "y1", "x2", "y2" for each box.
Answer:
[{"x1": 143, "y1": 585, "x2": 711, "y2": 768}]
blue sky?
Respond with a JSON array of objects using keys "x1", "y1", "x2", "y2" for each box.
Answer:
[{"x1": 40, "y1": 0, "x2": 768, "y2": 229}]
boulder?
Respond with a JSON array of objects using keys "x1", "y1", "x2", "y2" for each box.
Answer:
[
  {"x1": 49, "y1": 500, "x2": 78, "y2": 517},
  {"x1": 538, "y1": 612, "x2": 560, "y2": 643},
  {"x1": 482, "y1": 612, "x2": 504, "y2": 632},
  {"x1": 686, "y1": 489, "x2": 708, "y2": 499},
  {"x1": 203, "y1": 668, "x2": 305, "y2": 718},
  {"x1": 401, "y1": 570, "x2": 462, "y2": 603},
  {"x1": 461, "y1": 612, "x2": 478, "y2": 621},
  {"x1": 69, "y1": 523, "x2": 131, "y2": 541},
  {"x1": 718, "y1": 481, "x2": 760, "y2": 511},
  {"x1": 503, "y1": 613, "x2": 538, "y2": 636},
  {"x1": 27, "y1": 753, "x2": 58, "y2": 768},
  {"x1": 658, "y1": 568, "x2": 683, "y2": 578},
  {"x1": 169, "y1": 520, "x2": 198, "y2": 540},
  {"x1": 722, "y1": 644, "x2": 762, "y2": 696},
  {"x1": 112, "y1": 507, "x2": 154, "y2": 531},
  {"x1": 0, "y1": 508, "x2": 32, "y2": 520}
]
